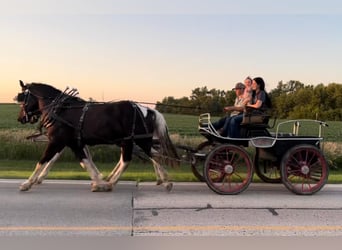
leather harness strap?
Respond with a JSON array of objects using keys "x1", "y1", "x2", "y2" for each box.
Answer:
[
  {"x1": 77, "y1": 103, "x2": 89, "y2": 147},
  {"x1": 122, "y1": 102, "x2": 153, "y2": 141}
]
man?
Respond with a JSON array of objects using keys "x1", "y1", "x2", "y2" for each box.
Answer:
[{"x1": 212, "y1": 82, "x2": 247, "y2": 137}]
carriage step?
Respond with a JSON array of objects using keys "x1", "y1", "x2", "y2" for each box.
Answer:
[{"x1": 194, "y1": 153, "x2": 206, "y2": 158}]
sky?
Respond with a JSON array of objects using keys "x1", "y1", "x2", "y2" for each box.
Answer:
[{"x1": 1, "y1": 0, "x2": 342, "y2": 104}]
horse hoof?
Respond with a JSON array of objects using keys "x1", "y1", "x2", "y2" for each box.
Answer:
[
  {"x1": 91, "y1": 185, "x2": 102, "y2": 192},
  {"x1": 91, "y1": 183, "x2": 112, "y2": 192},
  {"x1": 165, "y1": 183, "x2": 173, "y2": 192},
  {"x1": 19, "y1": 183, "x2": 31, "y2": 191},
  {"x1": 156, "y1": 179, "x2": 163, "y2": 185}
]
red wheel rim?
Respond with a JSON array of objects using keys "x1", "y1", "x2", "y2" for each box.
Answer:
[
  {"x1": 282, "y1": 146, "x2": 328, "y2": 194},
  {"x1": 205, "y1": 145, "x2": 253, "y2": 195}
]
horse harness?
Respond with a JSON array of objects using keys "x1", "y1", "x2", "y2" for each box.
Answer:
[
  {"x1": 75, "y1": 102, "x2": 153, "y2": 146},
  {"x1": 36, "y1": 95, "x2": 154, "y2": 146}
]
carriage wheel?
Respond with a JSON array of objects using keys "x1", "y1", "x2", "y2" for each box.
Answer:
[
  {"x1": 254, "y1": 148, "x2": 281, "y2": 183},
  {"x1": 190, "y1": 141, "x2": 218, "y2": 182},
  {"x1": 204, "y1": 144, "x2": 253, "y2": 195},
  {"x1": 281, "y1": 144, "x2": 329, "y2": 195}
]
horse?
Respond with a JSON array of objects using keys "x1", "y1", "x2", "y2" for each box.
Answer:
[{"x1": 16, "y1": 80, "x2": 179, "y2": 192}]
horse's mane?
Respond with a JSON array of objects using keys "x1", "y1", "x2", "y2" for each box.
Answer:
[{"x1": 28, "y1": 83, "x2": 85, "y2": 102}]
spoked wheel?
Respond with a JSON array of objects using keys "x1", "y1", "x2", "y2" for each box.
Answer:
[
  {"x1": 204, "y1": 144, "x2": 254, "y2": 195},
  {"x1": 281, "y1": 144, "x2": 329, "y2": 195},
  {"x1": 254, "y1": 148, "x2": 281, "y2": 183},
  {"x1": 190, "y1": 141, "x2": 218, "y2": 182}
]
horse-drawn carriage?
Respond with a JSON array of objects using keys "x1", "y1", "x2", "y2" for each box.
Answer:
[
  {"x1": 16, "y1": 81, "x2": 329, "y2": 195},
  {"x1": 187, "y1": 112, "x2": 329, "y2": 195}
]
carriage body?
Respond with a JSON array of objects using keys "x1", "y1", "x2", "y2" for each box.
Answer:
[{"x1": 195, "y1": 113, "x2": 329, "y2": 195}]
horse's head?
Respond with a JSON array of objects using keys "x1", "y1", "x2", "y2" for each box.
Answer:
[{"x1": 16, "y1": 80, "x2": 41, "y2": 124}]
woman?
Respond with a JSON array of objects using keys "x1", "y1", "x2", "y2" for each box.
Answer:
[
  {"x1": 246, "y1": 77, "x2": 271, "y2": 111},
  {"x1": 229, "y1": 77, "x2": 271, "y2": 138}
]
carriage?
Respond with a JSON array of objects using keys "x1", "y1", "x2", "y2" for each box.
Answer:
[{"x1": 186, "y1": 112, "x2": 329, "y2": 195}]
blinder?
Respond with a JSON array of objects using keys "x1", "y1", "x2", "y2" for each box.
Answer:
[{"x1": 17, "y1": 89, "x2": 40, "y2": 124}]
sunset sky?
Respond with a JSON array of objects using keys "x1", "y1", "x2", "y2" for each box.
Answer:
[{"x1": 1, "y1": 0, "x2": 342, "y2": 104}]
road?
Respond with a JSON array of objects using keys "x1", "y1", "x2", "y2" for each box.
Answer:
[{"x1": 0, "y1": 179, "x2": 341, "y2": 236}]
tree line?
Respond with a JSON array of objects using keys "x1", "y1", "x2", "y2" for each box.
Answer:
[{"x1": 155, "y1": 81, "x2": 342, "y2": 121}]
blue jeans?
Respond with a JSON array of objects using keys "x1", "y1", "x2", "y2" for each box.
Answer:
[
  {"x1": 212, "y1": 116, "x2": 226, "y2": 130},
  {"x1": 212, "y1": 116, "x2": 232, "y2": 137},
  {"x1": 229, "y1": 114, "x2": 243, "y2": 138}
]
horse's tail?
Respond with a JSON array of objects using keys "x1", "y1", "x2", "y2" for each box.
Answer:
[{"x1": 153, "y1": 110, "x2": 180, "y2": 167}]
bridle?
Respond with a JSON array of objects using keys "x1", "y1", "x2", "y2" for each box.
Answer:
[
  {"x1": 19, "y1": 89, "x2": 41, "y2": 124},
  {"x1": 19, "y1": 85, "x2": 82, "y2": 128}
]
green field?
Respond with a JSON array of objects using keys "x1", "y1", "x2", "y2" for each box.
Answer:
[{"x1": 1, "y1": 103, "x2": 341, "y2": 182}]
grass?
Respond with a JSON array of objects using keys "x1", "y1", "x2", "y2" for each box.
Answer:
[
  {"x1": 0, "y1": 159, "x2": 199, "y2": 182},
  {"x1": 1, "y1": 155, "x2": 341, "y2": 184}
]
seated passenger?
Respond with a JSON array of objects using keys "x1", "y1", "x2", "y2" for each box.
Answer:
[
  {"x1": 212, "y1": 82, "x2": 247, "y2": 136},
  {"x1": 229, "y1": 77, "x2": 271, "y2": 138},
  {"x1": 243, "y1": 76, "x2": 253, "y2": 103}
]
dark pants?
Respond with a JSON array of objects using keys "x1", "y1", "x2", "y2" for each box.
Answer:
[
  {"x1": 212, "y1": 115, "x2": 234, "y2": 137},
  {"x1": 212, "y1": 116, "x2": 230, "y2": 136},
  {"x1": 229, "y1": 114, "x2": 243, "y2": 138}
]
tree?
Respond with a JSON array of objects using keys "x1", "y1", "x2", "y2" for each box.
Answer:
[{"x1": 156, "y1": 82, "x2": 342, "y2": 121}]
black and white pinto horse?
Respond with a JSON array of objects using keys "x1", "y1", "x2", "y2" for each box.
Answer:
[{"x1": 16, "y1": 80, "x2": 179, "y2": 192}]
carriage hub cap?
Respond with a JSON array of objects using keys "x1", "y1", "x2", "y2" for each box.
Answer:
[
  {"x1": 301, "y1": 165, "x2": 310, "y2": 175},
  {"x1": 224, "y1": 164, "x2": 234, "y2": 174}
]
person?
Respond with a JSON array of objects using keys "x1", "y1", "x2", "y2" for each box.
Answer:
[
  {"x1": 243, "y1": 76, "x2": 253, "y2": 104},
  {"x1": 212, "y1": 82, "x2": 247, "y2": 137},
  {"x1": 246, "y1": 77, "x2": 271, "y2": 110},
  {"x1": 229, "y1": 77, "x2": 271, "y2": 138}
]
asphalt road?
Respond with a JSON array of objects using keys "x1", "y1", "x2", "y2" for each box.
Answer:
[{"x1": 0, "y1": 179, "x2": 341, "y2": 236}]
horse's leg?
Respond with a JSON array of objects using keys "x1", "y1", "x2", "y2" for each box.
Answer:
[
  {"x1": 79, "y1": 159, "x2": 111, "y2": 192},
  {"x1": 36, "y1": 148, "x2": 65, "y2": 184},
  {"x1": 149, "y1": 154, "x2": 163, "y2": 185},
  {"x1": 107, "y1": 144, "x2": 132, "y2": 188},
  {"x1": 83, "y1": 146, "x2": 103, "y2": 181},
  {"x1": 106, "y1": 154, "x2": 123, "y2": 181},
  {"x1": 153, "y1": 161, "x2": 163, "y2": 186},
  {"x1": 20, "y1": 142, "x2": 64, "y2": 191},
  {"x1": 136, "y1": 139, "x2": 163, "y2": 185},
  {"x1": 107, "y1": 160, "x2": 129, "y2": 187},
  {"x1": 150, "y1": 157, "x2": 173, "y2": 192},
  {"x1": 72, "y1": 146, "x2": 110, "y2": 192}
]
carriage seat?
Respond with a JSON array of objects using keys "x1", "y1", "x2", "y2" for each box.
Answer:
[{"x1": 239, "y1": 107, "x2": 275, "y2": 138}]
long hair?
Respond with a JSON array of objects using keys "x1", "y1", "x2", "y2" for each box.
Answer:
[
  {"x1": 253, "y1": 77, "x2": 265, "y2": 91},
  {"x1": 253, "y1": 77, "x2": 272, "y2": 108}
]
